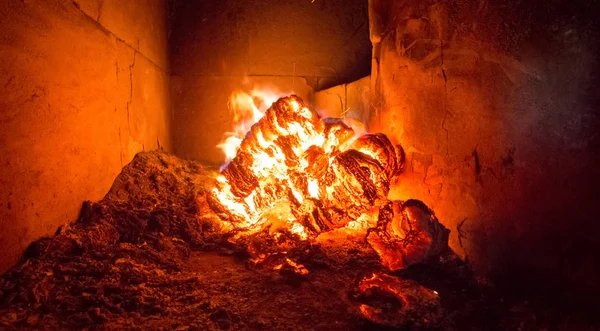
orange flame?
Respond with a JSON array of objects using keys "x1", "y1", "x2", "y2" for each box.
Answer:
[
  {"x1": 210, "y1": 94, "x2": 387, "y2": 239},
  {"x1": 217, "y1": 89, "x2": 283, "y2": 166},
  {"x1": 217, "y1": 88, "x2": 367, "y2": 167},
  {"x1": 209, "y1": 92, "x2": 448, "y2": 274}
]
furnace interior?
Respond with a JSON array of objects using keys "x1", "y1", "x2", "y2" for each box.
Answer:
[{"x1": 1, "y1": 0, "x2": 599, "y2": 314}]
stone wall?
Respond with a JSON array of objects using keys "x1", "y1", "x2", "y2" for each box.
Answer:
[
  {"x1": 312, "y1": 76, "x2": 371, "y2": 124},
  {"x1": 369, "y1": 0, "x2": 600, "y2": 300},
  {"x1": 169, "y1": 0, "x2": 371, "y2": 165},
  {"x1": 0, "y1": 0, "x2": 171, "y2": 273}
]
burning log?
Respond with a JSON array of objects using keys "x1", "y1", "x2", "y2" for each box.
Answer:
[
  {"x1": 208, "y1": 94, "x2": 448, "y2": 272},
  {"x1": 208, "y1": 95, "x2": 402, "y2": 237},
  {"x1": 367, "y1": 200, "x2": 450, "y2": 271},
  {"x1": 208, "y1": 96, "x2": 345, "y2": 227}
]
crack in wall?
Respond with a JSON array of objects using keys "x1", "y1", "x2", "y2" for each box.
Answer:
[
  {"x1": 118, "y1": 125, "x2": 123, "y2": 168},
  {"x1": 320, "y1": 89, "x2": 345, "y2": 115},
  {"x1": 126, "y1": 51, "x2": 136, "y2": 136},
  {"x1": 344, "y1": 83, "x2": 348, "y2": 116},
  {"x1": 71, "y1": 1, "x2": 161, "y2": 165},
  {"x1": 96, "y1": 0, "x2": 103, "y2": 22},
  {"x1": 456, "y1": 217, "x2": 470, "y2": 263},
  {"x1": 341, "y1": 20, "x2": 368, "y2": 50},
  {"x1": 472, "y1": 146, "x2": 482, "y2": 182},
  {"x1": 440, "y1": 38, "x2": 451, "y2": 157},
  {"x1": 71, "y1": 1, "x2": 166, "y2": 73}
]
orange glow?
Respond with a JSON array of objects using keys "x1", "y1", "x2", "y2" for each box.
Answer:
[
  {"x1": 352, "y1": 273, "x2": 441, "y2": 327},
  {"x1": 209, "y1": 95, "x2": 375, "y2": 234},
  {"x1": 284, "y1": 258, "x2": 309, "y2": 275},
  {"x1": 217, "y1": 89, "x2": 282, "y2": 165},
  {"x1": 208, "y1": 93, "x2": 448, "y2": 273}
]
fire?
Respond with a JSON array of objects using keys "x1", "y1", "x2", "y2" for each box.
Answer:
[
  {"x1": 208, "y1": 92, "x2": 449, "y2": 273},
  {"x1": 209, "y1": 95, "x2": 374, "y2": 232},
  {"x1": 217, "y1": 89, "x2": 282, "y2": 165},
  {"x1": 350, "y1": 273, "x2": 442, "y2": 327}
]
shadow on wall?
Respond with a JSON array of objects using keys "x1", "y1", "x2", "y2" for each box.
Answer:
[{"x1": 369, "y1": 0, "x2": 600, "y2": 304}]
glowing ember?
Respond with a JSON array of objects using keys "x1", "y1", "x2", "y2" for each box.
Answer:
[
  {"x1": 208, "y1": 94, "x2": 449, "y2": 272},
  {"x1": 366, "y1": 200, "x2": 450, "y2": 270},
  {"x1": 273, "y1": 258, "x2": 310, "y2": 276},
  {"x1": 350, "y1": 273, "x2": 442, "y2": 327}
]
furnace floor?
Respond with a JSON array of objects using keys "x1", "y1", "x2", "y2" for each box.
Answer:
[{"x1": 0, "y1": 151, "x2": 595, "y2": 330}]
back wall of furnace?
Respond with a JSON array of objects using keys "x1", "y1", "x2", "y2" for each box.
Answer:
[{"x1": 168, "y1": 0, "x2": 372, "y2": 165}]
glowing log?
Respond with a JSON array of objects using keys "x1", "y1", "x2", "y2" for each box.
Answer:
[
  {"x1": 208, "y1": 95, "x2": 403, "y2": 237},
  {"x1": 366, "y1": 200, "x2": 450, "y2": 271},
  {"x1": 208, "y1": 94, "x2": 449, "y2": 272},
  {"x1": 208, "y1": 96, "x2": 326, "y2": 226},
  {"x1": 350, "y1": 133, "x2": 405, "y2": 179}
]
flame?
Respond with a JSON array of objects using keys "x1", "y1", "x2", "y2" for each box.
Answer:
[
  {"x1": 210, "y1": 95, "x2": 367, "y2": 234},
  {"x1": 217, "y1": 88, "x2": 283, "y2": 166},
  {"x1": 217, "y1": 88, "x2": 366, "y2": 167},
  {"x1": 208, "y1": 92, "x2": 448, "y2": 274}
]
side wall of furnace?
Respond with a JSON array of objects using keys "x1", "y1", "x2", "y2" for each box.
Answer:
[
  {"x1": 0, "y1": 0, "x2": 172, "y2": 273},
  {"x1": 368, "y1": 0, "x2": 600, "y2": 301}
]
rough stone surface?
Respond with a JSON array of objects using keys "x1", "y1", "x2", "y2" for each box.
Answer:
[
  {"x1": 168, "y1": 0, "x2": 370, "y2": 82},
  {"x1": 168, "y1": 0, "x2": 372, "y2": 165},
  {"x1": 73, "y1": 0, "x2": 168, "y2": 69},
  {"x1": 0, "y1": 0, "x2": 171, "y2": 273},
  {"x1": 368, "y1": 0, "x2": 600, "y2": 301},
  {"x1": 312, "y1": 76, "x2": 371, "y2": 124}
]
